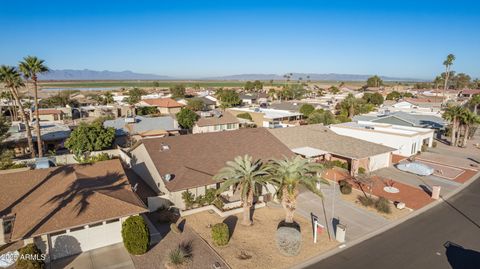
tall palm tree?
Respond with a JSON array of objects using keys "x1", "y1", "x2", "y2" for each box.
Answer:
[
  {"x1": 214, "y1": 155, "x2": 270, "y2": 226},
  {"x1": 458, "y1": 109, "x2": 480, "y2": 147},
  {"x1": 19, "y1": 56, "x2": 49, "y2": 157},
  {"x1": 267, "y1": 156, "x2": 328, "y2": 223},
  {"x1": 442, "y1": 54, "x2": 455, "y2": 101},
  {"x1": 443, "y1": 104, "x2": 464, "y2": 147},
  {"x1": 0, "y1": 65, "x2": 35, "y2": 158}
]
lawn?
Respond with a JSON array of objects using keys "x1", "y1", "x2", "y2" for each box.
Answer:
[{"x1": 185, "y1": 206, "x2": 338, "y2": 269}]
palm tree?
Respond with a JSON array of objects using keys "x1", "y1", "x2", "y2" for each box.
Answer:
[
  {"x1": 267, "y1": 156, "x2": 328, "y2": 223},
  {"x1": 214, "y1": 155, "x2": 270, "y2": 226},
  {"x1": 104, "y1": 91, "x2": 114, "y2": 104},
  {"x1": 458, "y1": 109, "x2": 480, "y2": 147},
  {"x1": 0, "y1": 65, "x2": 35, "y2": 158},
  {"x1": 469, "y1": 94, "x2": 480, "y2": 115},
  {"x1": 442, "y1": 54, "x2": 455, "y2": 101},
  {"x1": 19, "y1": 56, "x2": 49, "y2": 157},
  {"x1": 443, "y1": 105, "x2": 464, "y2": 146}
]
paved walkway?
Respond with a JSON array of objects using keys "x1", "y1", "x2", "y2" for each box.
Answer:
[
  {"x1": 296, "y1": 186, "x2": 389, "y2": 242},
  {"x1": 49, "y1": 243, "x2": 134, "y2": 269}
]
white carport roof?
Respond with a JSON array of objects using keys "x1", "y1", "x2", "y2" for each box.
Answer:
[{"x1": 291, "y1": 146, "x2": 328, "y2": 158}]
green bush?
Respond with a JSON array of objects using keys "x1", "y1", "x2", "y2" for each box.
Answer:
[
  {"x1": 330, "y1": 160, "x2": 349, "y2": 170},
  {"x1": 122, "y1": 216, "x2": 150, "y2": 255},
  {"x1": 340, "y1": 184, "x2": 352, "y2": 195},
  {"x1": 358, "y1": 167, "x2": 366, "y2": 174},
  {"x1": 357, "y1": 195, "x2": 375, "y2": 207},
  {"x1": 211, "y1": 223, "x2": 229, "y2": 246},
  {"x1": 299, "y1": 104, "x2": 315, "y2": 116},
  {"x1": 375, "y1": 197, "x2": 392, "y2": 214},
  {"x1": 204, "y1": 188, "x2": 217, "y2": 205},
  {"x1": 16, "y1": 243, "x2": 45, "y2": 269},
  {"x1": 236, "y1": 112, "x2": 253, "y2": 121},
  {"x1": 213, "y1": 198, "x2": 224, "y2": 211},
  {"x1": 195, "y1": 195, "x2": 206, "y2": 206},
  {"x1": 432, "y1": 141, "x2": 437, "y2": 148},
  {"x1": 182, "y1": 191, "x2": 195, "y2": 209}
]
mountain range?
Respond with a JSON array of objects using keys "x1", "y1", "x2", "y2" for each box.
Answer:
[{"x1": 39, "y1": 69, "x2": 421, "y2": 82}]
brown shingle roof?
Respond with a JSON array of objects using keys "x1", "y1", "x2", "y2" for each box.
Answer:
[
  {"x1": 195, "y1": 111, "x2": 239, "y2": 127},
  {"x1": 38, "y1": 109, "x2": 63, "y2": 115},
  {"x1": 143, "y1": 98, "x2": 184, "y2": 108},
  {"x1": 268, "y1": 124, "x2": 395, "y2": 159},
  {"x1": 0, "y1": 159, "x2": 147, "y2": 241},
  {"x1": 140, "y1": 128, "x2": 294, "y2": 192}
]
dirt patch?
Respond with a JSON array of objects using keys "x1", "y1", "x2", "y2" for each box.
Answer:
[
  {"x1": 185, "y1": 207, "x2": 338, "y2": 269},
  {"x1": 339, "y1": 188, "x2": 411, "y2": 220}
]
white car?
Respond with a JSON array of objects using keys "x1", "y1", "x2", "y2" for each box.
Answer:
[{"x1": 396, "y1": 162, "x2": 434, "y2": 176}]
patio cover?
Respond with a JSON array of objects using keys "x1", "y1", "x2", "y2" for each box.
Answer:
[{"x1": 292, "y1": 147, "x2": 328, "y2": 158}]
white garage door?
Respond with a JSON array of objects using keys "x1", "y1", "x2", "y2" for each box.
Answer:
[
  {"x1": 369, "y1": 153, "x2": 391, "y2": 172},
  {"x1": 50, "y1": 219, "x2": 122, "y2": 260}
]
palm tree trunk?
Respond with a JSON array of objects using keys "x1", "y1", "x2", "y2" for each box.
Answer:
[
  {"x1": 241, "y1": 187, "x2": 253, "y2": 226},
  {"x1": 462, "y1": 125, "x2": 470, "y2": 147},
  {"x1": 443, "y1": 67, "x2": 450, "y2": 101},
  {"x1": 282, "y1": 188, "x2": 298, "y2": 223},
  {"x1": 33, "y1": 79, "x2": 43, "y2": 157},
  {"x1": 451, "y1": 118, "x2": 457, "y2": 146},
  {"x1": 9, "y1": 88, "x2": 35, "y2": 158}
]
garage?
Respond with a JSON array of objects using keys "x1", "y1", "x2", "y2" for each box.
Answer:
[
  {"x1": 50, "y1": 219, "x2": 123, "y2": 260},
  {"x1": 368, "y1": 152, "x2": 392, "y2": 172}
]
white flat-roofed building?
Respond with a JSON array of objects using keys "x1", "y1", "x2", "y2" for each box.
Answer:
[
  {"x1": 329, "y1": 121, "x2": 434, "y2": 157},
  {"x1": 228, "y1": 107, "x2": 302, "y2": 128}
]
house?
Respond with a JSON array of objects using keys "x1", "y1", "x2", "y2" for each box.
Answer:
[
  {"x1": 228, "y1": 107, "x2": 302, "y2": 128},
  {"x1": 330, "y1": 121, "x2": 434, "y2": 157},
  {"x1": 459, "y1": 89, "x2": 480, "y2": 98},
  {"x1": 192, "y1": 111, "x2": 240, "y2": 134},
  {"x1": 378, "y1": 99, "x2": 442, "y2": 115},
  {"x1": 0, "y1": 159, "x2": 147, "y2": 261},
  {"x1": 177, "y1": 97, "x2": 217, "y2": 111},
  {"x1": 129, "y1": 128, "x2": 294, "y2": 211},
  {"x1": 269, "y1": 101, "x2": 327, "y2": 113},
  {"x1": 239, "y1": 93, "x2": 257, "y2": 105},
  {"x1": 268, "y1": 125, "x2": 395, "y2": 175},
  {"x1": 104, "y1": 115, "x2": 180, "y2": 146},
  {"x1": 32, "y1": 109, "x2": 67, "y2": 121},
  {"x1": 3, "y1": 121, "x2": 71, "y2": 156},
  {"x1": 353, "y1": 111, "x2": 445, "y2": 130},
  {"x1": 137, "y1": 98, "x2": 185, "y2": 115}
]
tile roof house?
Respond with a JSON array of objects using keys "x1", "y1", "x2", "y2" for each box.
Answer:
[
  {"x1": 268, "y1": 124, "x2": 395, "y2": 175},
  {"x1": 129, "y1": 128, "x2": 294, "y2": 210},
  {"x1": 138, "y1": 98, "x2": 185, "y2": 114},
  {"x1": 192, "y1": 111, "x2": 240, "y2": 134},
  {"x1": 0, "y1": 159, "x2": 147, "y2": 261}
]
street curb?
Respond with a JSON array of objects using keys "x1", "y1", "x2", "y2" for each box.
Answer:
[{"x1": 291, "y1": 171, "x2": 480, "y2": 269}]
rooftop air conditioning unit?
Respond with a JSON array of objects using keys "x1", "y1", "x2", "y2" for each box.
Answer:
[
  {"x1": 200, "y1": 111, "x2": 212, "y2": 117},
  {"x1": 160, "y1": 143, "x2": 170, "y2": 151},
  {"x1": 164, "y1": 174, "x2": 172, "y2": 181}
]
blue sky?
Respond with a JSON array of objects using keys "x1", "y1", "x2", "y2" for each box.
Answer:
[{"x1": 0, "y1": 0, "x2": 479, "y2": 79}]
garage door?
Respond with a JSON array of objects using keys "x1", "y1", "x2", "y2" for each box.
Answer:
[
  {"x1": 50, "y1": 219, "x2": 122, "y2": 260},
  {"x1": 369, "y1": 153, "x2": 391, "y2": 172}
]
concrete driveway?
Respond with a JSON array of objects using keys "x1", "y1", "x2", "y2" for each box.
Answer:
[
  {"x1": 49, "y1": 243, "x2": 134, "y2": 269},
  {"x1": 296, "y1": 185, "x2": 389, "y2": 242}
]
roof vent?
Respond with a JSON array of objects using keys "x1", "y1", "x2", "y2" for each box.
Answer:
[
  {"x1": 164, "y1": 174, "x2": 172, "y2": 181},
  {"x1": 160, "y1": 143, "x2": 170, "y2": 151}
]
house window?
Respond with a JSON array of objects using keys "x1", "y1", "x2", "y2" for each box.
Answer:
[{"x1": 2, "y1": 219, "x2": 13, "y2": 234}]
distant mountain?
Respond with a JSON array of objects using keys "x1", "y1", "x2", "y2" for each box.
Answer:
[
  {"x1": 206, "y1": 73, "x2": 421, "y2": 82},
  {"x1": 39, "y1": 69, "x2": 422, "y2": 82},
  {"x1": 39, "y1": 69, "x2": 172, "y2": 80}
]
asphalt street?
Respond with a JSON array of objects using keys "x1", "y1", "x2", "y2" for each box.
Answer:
[{"x1": 304, "y1": 177, "x2": 480, "y2": 269}]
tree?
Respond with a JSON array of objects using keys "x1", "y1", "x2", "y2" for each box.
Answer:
[
  {"x1": 170, "y1": 84, "x2": 186, "y2": 98},
  {"x1": 104, "y1": 91, "x2": 114, "y2": 104},
  {"x1": 0, "y1": 65, "x2": 35, "y2": 158},
  {"x1": 65, "y1": 121, "x2": 115, "y2": 154},
  {"x1": 176, "y1": 108, "x2": 198, "y2": 129},
  {"x1": 41, "y1": 90, "x2": 79, "y2": 107},
  {"x1": 458, "y1": 109, "x2": 480, "y2": 147},
  {"x1": 267, "y1": 156, "x2": 328, "y2": 223},
  {"x1": 362, "y1": 92, "x2": 384, "y2": 106},
  {"x1": 216, "y1": 89, "x2": 241, "y2": 108},
  {"x1": 469, "y1": 94, "x2": 480, "y2": 115},
  {"x1": 121, "y1": 216, "x2": 150, "y2": 255},
  {"x1": 125, "y1": 87, "x2": 145, "y2": 105},
  {"x1": 214, "y1": 155, "x2": 270, "y2": 226},
  {"x1": 19, "y1": 56, "x2": 49, "y2": 157},
  {"x1": 328, "y1": 86, "x2": 340, "y2": 94},
  {"x1": 341, "y1": 93, "x2": 357, "y2": 118},
  {"x1": 299, "y1": 104, "x2": 315, "y2": 116},
  {"x1": 366, "y1": 75, "x2": 383, "y2": 87},
  {"x1": 284, "y1": 84, "x2": 306, "y2": 100},
  {"x1": 307, "y1": 110, "x2": 337, "y2": 125},
  {"x1": 253, "y1": 80, "x2": 263, "y2": 91},
  {"x1": 386, "y1": 91, "x2": 402, "y2": 101},
  {"x1": 442, "y1": 54, "x2": 456, "y2": 98},
  {"x1": 152, "y1": 81, "x2": 160, "y2": 87},
  {"x1": 451, "y1": 73, "x2": 471, "y2": 89},
  {"x1": 244, "y1": 81, "x2": 255, "y2": 92},
  {"x1": 16, "y1": 243, "x2": 45, "y2": 269},
  {"x1": 443, "y1": 105, "x2": 464, "y2": 146},
  {"x1": 186, "y1": 98, "x2": 205, "y2": 111},
  {"x1": 136, "y1": 106, "x2": 158, "y2": 115}
]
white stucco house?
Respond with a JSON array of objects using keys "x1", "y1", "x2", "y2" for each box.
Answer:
[{"x1": 330, "y1": 121, "x2": 434, "y2": 157}]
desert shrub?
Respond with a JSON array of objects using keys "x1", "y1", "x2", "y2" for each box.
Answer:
[
  {"x1": 421, "y1": 144, "x2": 428, "y2": 152},
  {"x1": 236, "y1": 112, "x2": 253, "y2": 121},
  {"x1": 182, "y1": 191, "x2": 195, "y2": 209},
  {"x1": 122, "y1": 216, "x2": 150, "y2": 255},
  {"x1": 195, "y1": 195, "x2": 206, "y2": 206},
  {"x1": 170, "y1": 223, "x2": 181, "y2": 234},
  {"x1": 211, "y1": 223, "x2": 229, "y2": 246},
  {"x1": 375, "y1": 197, "x2": 392, "y2": 214},
  {"x1": 213, "y1": 198, "x2": 224, "y2": 211},
  {"x1": 330, "y1": 160, "x2": 349, "y2": 170},
  {"x1": 432, "y1": 141, "x2": 437, "y2": 148},
  {"x1": 340, "y1": 184, "x2": 352, "y2": 195},
  {"x1": 168, "y1": 243, "x2": 192, "y2": 266},
  {"x1": 357, "y1": 195, "x2": 375, "y2": 207},
  {"x1": 358, "y1": 167, "x2": 366, "y2": 174},
  {"x1": 204, "y1": 188, "x2": 217, "y2": 205},
  {"x1": 16, "y1": 243, "x2": 45, "y2": 269}
]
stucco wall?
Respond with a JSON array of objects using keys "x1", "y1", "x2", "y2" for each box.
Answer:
[{"x1": 130, "y1": 144, "x2": 168, "y2": 194}]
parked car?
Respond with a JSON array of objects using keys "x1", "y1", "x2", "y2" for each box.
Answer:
[
  {"x1": 396, "y1": 162, "x2": 434, "y2": 176},
  {"x1": 34, "y1": 157, "x2": 56, "y2": 169}
]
